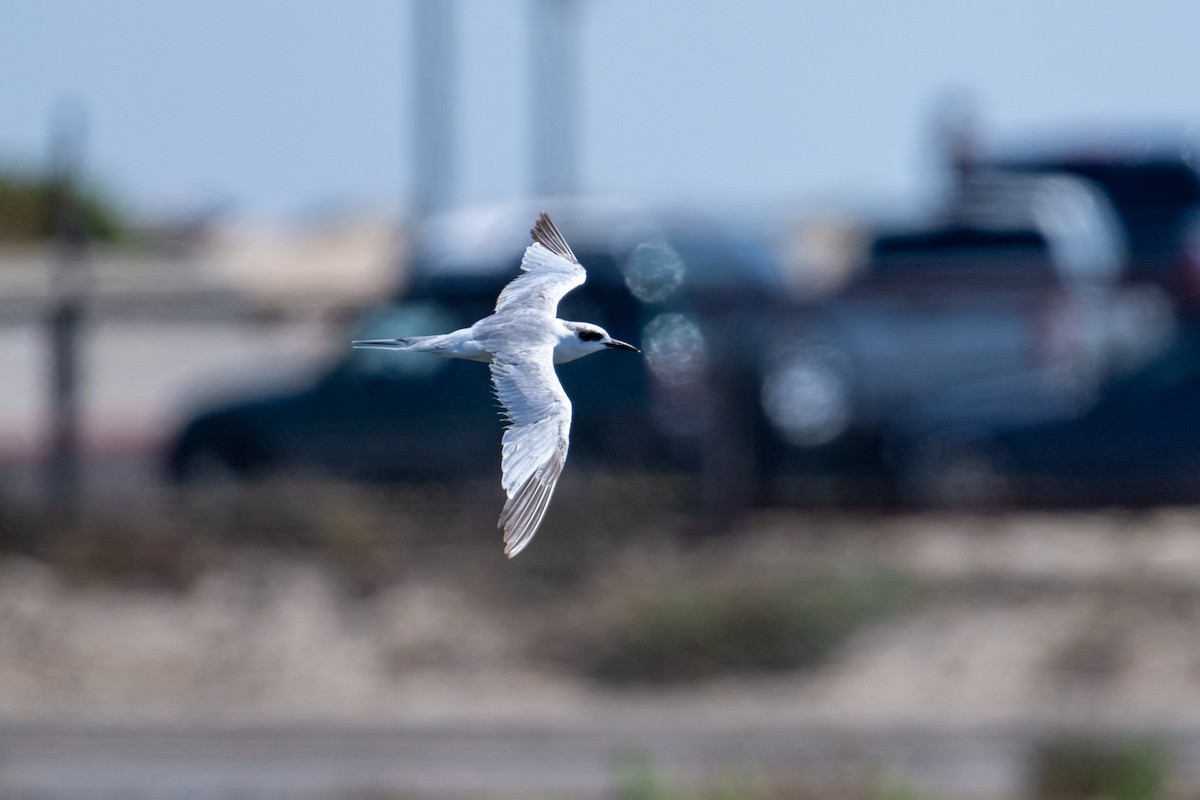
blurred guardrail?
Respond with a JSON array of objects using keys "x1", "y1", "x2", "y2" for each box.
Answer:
[{"x1": 0, "y1": 246, "x2": 386, "y2": 324}]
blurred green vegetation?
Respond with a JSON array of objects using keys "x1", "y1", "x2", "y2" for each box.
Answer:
[
  {"x1": 0, "y1": 166, "x2": 124, "y2": 243},
  {"x1": 1030, "y1": 738, "x2": 1170, "y2": 800},
  {"x1": 614, "y1": 742, "x2": 1176, "y2": 800},
  {"x1": 0, "y1": 476, "x2": 687, "y2": 594},
  {"x1": 587, "y1": 571, "x2": 910, "y2": 684},
  {"x1": 614, "y1": 752, "x2": 931, "y2": 800},
  {"x1": 614, "y1": 753, "x2": 788, "y2": 800}
]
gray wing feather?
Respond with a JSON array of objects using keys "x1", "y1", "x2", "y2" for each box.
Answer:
[
  {"x1": 530, "y1": 211, "x2": 577, "y2": 262},
  {"x1": 490, "y1": 348, "x2": 571, "y2": 557}
]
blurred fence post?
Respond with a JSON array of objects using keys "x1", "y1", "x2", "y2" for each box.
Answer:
[
  {"x1": 699, "y1": 310, "x2": 761, "y2": 535},
  {"x1": 45, "y1": 101, "x2": 90, "y2": 513}
]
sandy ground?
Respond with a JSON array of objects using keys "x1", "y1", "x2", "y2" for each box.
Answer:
[{"x1": 3, "y1": 504, "x2": 1200, "y2": 735}]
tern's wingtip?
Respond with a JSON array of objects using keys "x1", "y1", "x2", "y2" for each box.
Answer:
[{"x1": 530, "y1": 211, "x2": 577, "y2": 262}]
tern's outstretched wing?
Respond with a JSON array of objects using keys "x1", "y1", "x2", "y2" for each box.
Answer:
[
  {"x1": 494, "y1": 212, "x2": 587, "y2": 316},
  {"x1": 490, "y1": 346, "x2": 571, "y2": 557}
]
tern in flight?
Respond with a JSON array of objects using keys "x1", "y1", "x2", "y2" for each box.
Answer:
[{"x1": 352, "y1": 212, "x2": 640, "y2": 557}]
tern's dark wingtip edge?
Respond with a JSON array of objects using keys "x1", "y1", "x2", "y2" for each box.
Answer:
[{"x1": 530, "y1": 211, "x2": 577, "y2": 262}]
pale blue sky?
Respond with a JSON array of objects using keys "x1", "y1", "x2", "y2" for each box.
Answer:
[{"x1": 4, "y1": 1, "x2": 1200, "y2": 219}]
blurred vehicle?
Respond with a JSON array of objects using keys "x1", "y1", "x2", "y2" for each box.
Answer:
[
  {"x1": 168, "y1": 201, "x2": 782, "y2": 483},
  {"x1": 171, "y1": 164, "x2": 1196, "y2": 513},
  {"x1": 897, "y1": 320, "x2": 1200, "y2": 507},
  {"x1": 982, "y1": 135, "x2": 1200, "y2": 301},
  {"x1": 753, "y1": 173, "x2": 1176, "y2": 505}
]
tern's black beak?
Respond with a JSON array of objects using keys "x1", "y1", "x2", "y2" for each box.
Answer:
[{"x1": 605, "y1": 338, "x2": 640, "y2": 353}]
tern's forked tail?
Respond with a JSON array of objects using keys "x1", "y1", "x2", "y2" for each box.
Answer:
[
  {"x1": 352, "y1": 328, "x2": 492, "y2": 362},
  {"x1": 351, "y1": 335, "x2": 439, "y2": 352}
]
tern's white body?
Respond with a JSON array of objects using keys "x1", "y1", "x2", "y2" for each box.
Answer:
[
  {"x1": 389, "y1": 317, "x2": 605, "y2": 365},
  {"x1": 351, "y1": 212, "x2": 639, "y2": 557}
]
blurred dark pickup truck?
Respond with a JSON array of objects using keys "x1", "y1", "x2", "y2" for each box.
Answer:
[{"x1": 750, "y1": 172, "x2": 1177, "y2": 505}]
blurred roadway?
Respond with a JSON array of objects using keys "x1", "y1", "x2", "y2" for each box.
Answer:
[{"x1": 3, "y1": 720, "x2": 1195, "y2": 799}]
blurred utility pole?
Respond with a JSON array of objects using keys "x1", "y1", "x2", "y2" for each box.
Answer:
[
  {"x1": 46, "y1": 101, "x2": 90, "y2": 512},
  {"x1": 412, "y1": 0, "x2": 456, "y2": 217},
  {"x1": 529, "y1": 0, "x2": 582, "y2": 197},
  {"x1": 933, "y1": 92, "x2": 982, "y2": 203}
]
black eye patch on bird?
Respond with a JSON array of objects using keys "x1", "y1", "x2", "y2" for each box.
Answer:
[{"x1": 578, "y1": 329, "x2": 604, "y2": 342}]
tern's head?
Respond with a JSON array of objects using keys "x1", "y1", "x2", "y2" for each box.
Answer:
[{"x1": 556, "y1": 321, "x2": 640, "y2": 363}]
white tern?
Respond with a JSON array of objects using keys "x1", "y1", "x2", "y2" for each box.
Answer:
[{"x1": 353, "y1": 212, "x2": 640, "y2": 557}]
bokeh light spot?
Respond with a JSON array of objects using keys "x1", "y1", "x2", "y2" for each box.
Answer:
[
  {"x1": 761, "y1": 348, "x2": 852, "y2": 446},
  {"x1": 624, "y1": 240, "x2": 685, "y2": 303},
  {"x1": 643, "y1": 313, "x2": 706, "y2": 385}
]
